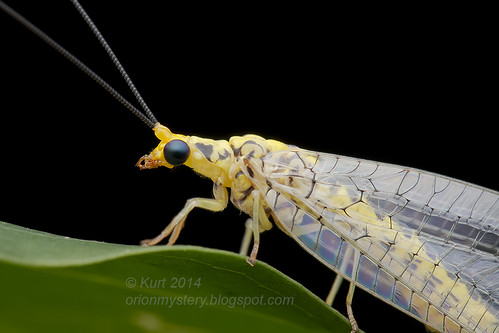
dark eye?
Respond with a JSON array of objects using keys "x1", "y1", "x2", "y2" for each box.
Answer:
[{"x1": 163, "y1": 140, "x2": 190, "y2": 166}]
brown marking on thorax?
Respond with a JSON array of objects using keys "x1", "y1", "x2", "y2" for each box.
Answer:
[{"x1": 228, "y1": 135, "x2": 287, "y2": 216}]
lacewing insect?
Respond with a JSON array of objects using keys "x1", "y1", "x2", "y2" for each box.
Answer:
[{"x1": 1, "y1": 2, "x2": 498, "y2": 333}]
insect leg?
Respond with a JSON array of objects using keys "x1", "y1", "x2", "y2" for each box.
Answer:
[
  {"x1": 326, "y1": 265, "x2": 359, "y2": 333},
  {"x1": 141, "y1": 183, "x2": 228, "y2": 246},
  {"x1": 239, "y1": 218, "x2": 253, "y2": 256},
  {"x1": 346, "y1": 282, "x2": 358, "y2": 333},
  {"x1": 246, "y1": 190, "x2": 272, "y2": 266},
  {"x1": 325, "y1": 274, "x2": 344, "y2": 306},
  {"x1": 346, "y1": 248, "x2": 361, "y2": 333}
]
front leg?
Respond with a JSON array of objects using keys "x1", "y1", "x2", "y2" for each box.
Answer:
[{"x1": 141, "y1": 183, "x2": 228, "y2": 246}]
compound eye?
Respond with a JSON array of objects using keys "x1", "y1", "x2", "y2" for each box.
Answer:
[{"x1": 163, "y1": 140, "x2": 190, "y2": 166}]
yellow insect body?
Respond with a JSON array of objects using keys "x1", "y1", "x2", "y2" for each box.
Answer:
[
  {"x1": 139, "y1": 124, "x2": 288, "y2": 216},
  {"x1": 138, "y1": 123, "x2": 499, "y2": 333},
  {"x1": 3, "y1": 2, "x2": 497, "y2": 331}
]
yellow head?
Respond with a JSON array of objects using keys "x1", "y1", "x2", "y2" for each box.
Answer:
[{"x1": 136, "y1": 123, "x2": 234, "y2": 187}]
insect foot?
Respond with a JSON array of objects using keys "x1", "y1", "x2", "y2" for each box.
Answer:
[{"x1": 140, "y1": 239, "x2": 155, "y2": 246}]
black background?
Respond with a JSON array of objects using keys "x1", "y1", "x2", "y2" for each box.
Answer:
[{"x1": 0, "y1": 1, "x2": 495, "y2": 332}]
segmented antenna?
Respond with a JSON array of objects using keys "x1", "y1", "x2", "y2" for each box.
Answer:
[
  {"x1": 69, "y1": 0, "x2": 158, "y2": 126},
  {"x1": 0, "y1": 0, "x2": 158, "y2": 129}
]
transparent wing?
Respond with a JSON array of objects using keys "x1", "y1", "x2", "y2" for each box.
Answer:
[{"x1": 248, "y1": 148, "x2": 499, "y2": 333}]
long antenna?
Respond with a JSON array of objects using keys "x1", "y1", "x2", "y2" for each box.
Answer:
[
  {"x1": 0, "y1": 0, "x2": 158, "y2": 129},
  {"x1": 69, "y1": 0, "x2": 158, "y2": 126}
]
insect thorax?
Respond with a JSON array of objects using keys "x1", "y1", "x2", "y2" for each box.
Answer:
[
  {"x1": 147, "y1": 125, "x2": 288, "y2": 216},
  {"x1": 227, "y1": 135, "x2": 288, "y2": 215}
]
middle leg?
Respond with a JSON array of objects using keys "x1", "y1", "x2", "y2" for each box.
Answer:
[{"x1": 245, "y1": 190, "x2": 272, "y2": 266}]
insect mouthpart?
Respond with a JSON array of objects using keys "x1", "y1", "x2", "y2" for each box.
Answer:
[{"x1": 136, "y1": 155, "x2": 169, "y2": 170}]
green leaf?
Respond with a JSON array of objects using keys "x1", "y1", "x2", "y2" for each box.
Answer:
[{"x1": 0, "y1": 221, "x2": 353, "y2": 333}]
